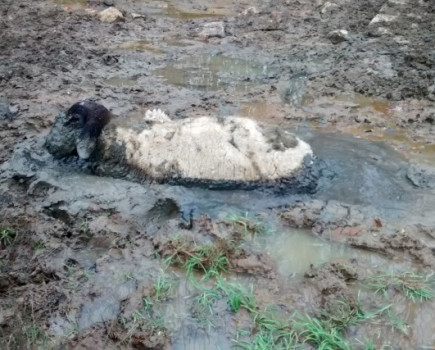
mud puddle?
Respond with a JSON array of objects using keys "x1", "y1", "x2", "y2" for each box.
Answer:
[
  {"x1": 265, "y1": 227, "x2": 383, "y2": 276},
  {"x1": 161, "y1": 5, "x2": 228, "y2": 19},
  {"x1": 154, "y1": 55, "x2": 270, "y2": 92},
  {"x1": 52, "y1": 0, "x2": 86, "y2": 8},
  {"x1": 114, "y1": 41, "x2": 166, "y2": 55}
]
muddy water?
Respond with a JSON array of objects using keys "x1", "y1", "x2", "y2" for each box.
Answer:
[
  {"x1": 162, "y1": 5, "x2": 228, "y2": 19},
  {"x1": 154, "y1": 55, "x2": 269, "y2": 92},
  {"x1": 265, "y1": 228, "x2": 367, "y2": 276},
  {"x1": 115, "y1": 40, "x2": 166, "y2": 55},
  {"x1": 171, "y1": 129, "x2": 433, "y2": 226}
]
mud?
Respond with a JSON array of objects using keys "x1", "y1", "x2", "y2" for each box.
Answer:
[{"x1": 1, "y1": 0, "x2": 435, "y2": 348}]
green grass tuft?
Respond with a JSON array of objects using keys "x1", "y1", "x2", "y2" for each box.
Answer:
[
  {"x1": 226, "y1": 213, "x2": 271, "y2": 238},
  {"x1": 217, "y1": 279, "x2": 257, "y2": 313},
  {"x1": 185, "y1": 245, "x2": 229, "y2": 279},
  {"x1": 366, "y1": 272, "x2": 435, "y2": 302},
  {"x1": 0, "y1": 227, "x2": 16, "y2": 247},
  {"x1": 153, "y1": 271, "x2": 177, "y2": 302},
  {"x1": 294, "y1": 314, "x2": 351, "y2": 350}
]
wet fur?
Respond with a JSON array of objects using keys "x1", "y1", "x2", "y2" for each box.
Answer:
[{"x1": 45, "y1": 100, "x2": 315, "y2": 187}]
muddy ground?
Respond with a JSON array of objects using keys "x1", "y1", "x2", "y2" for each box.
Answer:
[{"x1": 1, "y1": 0, "x2": 435, "y2": 349}]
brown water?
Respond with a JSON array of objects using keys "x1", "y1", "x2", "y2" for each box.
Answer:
[
  {"x1": 162, "y1": 5, "x2": 228, "y2": 19},
  {"x1": 154, "y1": 55, "x2": 267, "y2": 92},
  {"x1": 115, "y1": 40, "x2": 166, "y2": 54},
  {"x1": 105, "y1": 76, "x2": 138, "y2": 88}
]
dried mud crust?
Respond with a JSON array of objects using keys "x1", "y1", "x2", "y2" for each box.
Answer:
[
  {"x1": 278, "y1": 199, "x2": 435, "y2": 266},
  {"x1": 303, "y1": 261, "x2": 359, "y2": 308}
]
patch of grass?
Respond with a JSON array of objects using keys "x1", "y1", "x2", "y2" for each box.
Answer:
[
  {"x1": 142, "y1": 296, "x2": 153, "y2": 311},
  {"x1": 366, "y1": 272, "x2": 435, "y2": 302},
  {"x1": 183, "y1": 245, "x2": 229, "y2": 279},
  {"x1": 79, "y1": 218, "x2": 90, "y2": 234},
  {"x1": 293, "y1": 295, "x2": 397, "y2": 350},
  {"x1": 33, "y1": 240, "x2": 45, "y2": 252},
  {"x1": 153, "y1": 271, "x2": 177, "y2": 302},
  {"x1": 217, "y1": 280, "x2": 296, "y2": 349},
  {"x1": 217, "y1": 279, "x2": 257, "y2": 313},
  {"x1": 64, "y1": 312, "x2": 79, "y2": 337},
  {"x1": 123, "y1": 272, "x2": 135, "y2": 282},
  {"x1": 196, "y1": 287, "x2": 220, "y2": 314},
  {"x1": 234, "y1": 326, "x2": 297, "y2": 350},
  {"x1": 124, "y1": 271, "x2": 178, "y2": 340},
  {"x1": 64, "y1": 264, "x2": 76, "y2": 277},
  {"x1": 294, "y1": 314, "x2": 351, "y2": 350},
  {"x1": 321, "y1": 296, "x2": 391, "y2": 331},
  {"x1": 226, "y1": 213, "x2": 270, "y2": 238},
  {"x1": 386, "y1": 310, "x2": 409, "y2": 335},
  {"x1": 233, "y1": 307, "x2": 297, "y2": 349},
  {"x1": 26, "y1": 324, "x2": 52, "y2": 348},
  {"x1": 132, "y1": 309, "x2": 148, "y2": 324},
  {"x1": 2, "y1": 319, "x2": 53, "y2": 349},
  {"x1": 164, "y1": 239, "x2": 229, "y2": 280},
  {"x1": 191, "y1": 286, "x2": 221, "y2": 331},
  {"x1": 0, "y1": 227, "x2": 16, "y2": 247}
]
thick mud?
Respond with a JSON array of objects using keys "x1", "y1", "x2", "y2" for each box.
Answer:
[{"x1": 1, "y1": 0, "x2": 435, "y2": 349}]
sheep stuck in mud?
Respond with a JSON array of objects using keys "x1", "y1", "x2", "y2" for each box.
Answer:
[{"x1": 45, "y1": 100, "x2": 317, "y2": 190}]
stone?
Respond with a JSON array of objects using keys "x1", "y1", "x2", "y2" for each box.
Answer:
[
  {"x1": 320, "y1": 1, "x2": 339, "y2": 14},
  {"x1": 327, "y1": 29, "x2": 350, "y2": 44},
  {"x1": 242, "y1": 7, "x2": 259, "y2": 16},
  {"x1": 131, "y1": 13, "x2": 145, "y2": 19},
  {"x1": 199, "y1": 21, "x2": 225, "y2": 39},
  {"x1": 369, "y1": 14, "x2": 397, "y2": 26},
  {"x1": 98, "y1": 7, "x2": 124, "y2": 23}
]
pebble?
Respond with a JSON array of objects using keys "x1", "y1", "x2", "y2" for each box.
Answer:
[
  {"x1": 327, "y1": 29, "x2": 350, "y2": 44},
  {"x1": 199, "y1": 21, "x2": 226, "y2": 38},
  {"x1": 98, "y1": 7, "x2": 124, "y2": 23}
]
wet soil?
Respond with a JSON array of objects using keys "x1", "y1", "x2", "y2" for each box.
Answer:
[{"x1": 1, "y1": 0, "x2": 435, "y2": 349}]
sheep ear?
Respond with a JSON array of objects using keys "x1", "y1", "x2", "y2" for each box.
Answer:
[{"x1": 76, "y1": 136, "x2": 97, "y2": 160}]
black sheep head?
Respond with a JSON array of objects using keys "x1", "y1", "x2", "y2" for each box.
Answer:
[{"x1": 45, "y1": 100, "x2": 111, "y2": 159}]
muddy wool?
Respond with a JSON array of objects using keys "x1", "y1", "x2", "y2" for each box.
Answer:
[{"x1": 45, "y1": 100, "x2": 313, "y2": 185}]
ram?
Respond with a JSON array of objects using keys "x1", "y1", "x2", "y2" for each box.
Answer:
[{"x1": 45, "y1": 100, "x2": 315, "y2": 189}]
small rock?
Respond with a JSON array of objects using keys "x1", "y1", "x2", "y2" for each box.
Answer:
[
  {"x1": 242, "y1": 7, "x2": 259, "y2": 15},
  {"x1": 320, "y1": 1, "x2": 339, "y2": 14},
  {"x1": 98, "y1": 7, "x2": 124, "y2": 23},
  {"x1": 132, "y1": 13, "x2": 145, "y2": 19},
  {"x1": 369, "y1": 14, "x2": 397, "y2": 26},
  {"x1": 371, "y1": 26, "x2": 391, "y2": 36},
  {"x1": 85, "y1": 8, "x2": 97, "y2": 15},
  {"x1": 199, "y1": 21, "x2": 225, "y2": 39},
  {"x1": 327, "y1": 29, "x2": 350, "y2": 44},
  {"x1": 387, "y1": 0, "x2": 408, "y2": 6}
]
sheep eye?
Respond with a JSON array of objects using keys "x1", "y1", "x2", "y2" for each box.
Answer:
[{"x1": 65, "y1": 114, "x2": 81, "y2": 126}]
